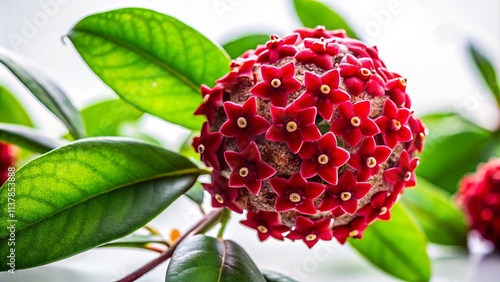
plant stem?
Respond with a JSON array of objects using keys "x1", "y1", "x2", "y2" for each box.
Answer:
[
  {"x1": 217, "y1": 208, "x2": 231, "y2": 238},
  {"x1": 116, "y1": 208, "x2": 225, "y2": 282}
]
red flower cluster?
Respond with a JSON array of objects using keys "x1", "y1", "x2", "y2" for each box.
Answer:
[
  {"x1": 193, "y1": 26, "x2": 427, "y2": 248},
  {"x1": 0, "y1": 143, "x2": 15, "y2": 185},
  {"x1": 457, "y1": 158, "x2": 500, "y2": 250}
]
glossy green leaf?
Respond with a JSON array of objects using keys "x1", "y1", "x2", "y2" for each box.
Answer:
[
  {"x1": 262, "y1": 270, "x2": 299, "y2": 282},
  {"x1": 401, "y1": 177, "x2": 468, "y2": 246},
  {"x1": 468, "y1": 43, "x2": 500, "y2": 106},
  {"x1": 349, "y1": 203, "x2": 431, "y2": 282},
  {"x1": 0, "y1": 137, "x2": 201, "y2": 270},
  {"x1": 185, "y1": 182, "x2": 204, "y2": 205},
  {"x1": 0, "y1": 86, "x2": 33, "y2": 126},
  {"x1": 417, "y1": 113, "x2": 498, "y2": 193},
  {"x1": 166, "y1": 235, "x2": 266, "y2": 282},
  {"x1": 0, "y1": 52, "x2": 85, "y2": 139},
  {"x1": 68, "y1": 8, "x2": 231, "y2": 130},
  {"x1": 223, "y1": 34, "x2": 269, "y2": 59},
  {"x1": 293, "y1": 0, "x2": 358, "y2": 39},
  {"x1": 0, "y1": 123, "x2": 65, "y2": 153},
  {"x1": 81, "y1": 99, "x2": 143, "y2": 137}
]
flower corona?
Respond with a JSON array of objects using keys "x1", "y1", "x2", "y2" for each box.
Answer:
[{"x1": 193, "y1": 26, "x2": 427, "y2": 248}]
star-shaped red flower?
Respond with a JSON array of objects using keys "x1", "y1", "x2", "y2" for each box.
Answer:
[
  {"x1": 220, "y1": 97, "x2": 270, "y2": 150},
  {"x1": 378, "y1": 67, "x2": 411, "y2": 107},
  {"x1": 374, "y1": 99, "x2": 412, "y2": 149},
  {"x1": 203, "y1": 171, "x2": 243, "y2": 213},
  {"x1": 383, "y1": 150, "x2": 419, "y2": 188},
  {"x1": 317, "y1": 171, "x2": 371, "y2": 215},
  {"x1": 295, "y1": 37, "x2": 341, "y2": 70},
  {"x1": 250, "y1": 62, "x2": 301, "y2": 107},
  {"x1": 331, "y1": 216, "x2": 367, "y2": 244},
  {"x1": 193, "y1": 84, "x2": 224, "y2": 124},
  {"x1": 241, "y1": 211, "x2": 290, "y2": 241},
  {"x1": 295, "y1": 70, "x2": 350, "y2": 120},
  {"x1": 338, "y1": 54, "x2": 385, "y2": 96},
  {"x1": 270, "y1": 173, "x2": 325, "y2": 215},
  {"x1": 406, "y1": 116, "x2": 427, "y2": 154},
  {"x1": 255, "y1": 34, "x2": 298, "y2": 64},
  {"x1": 287, "y1": 217, "x2": 332, "y2": 248},
  {"x1": 348, "y1": 137, "x2": 392, "y2": 181},
  {"x1": 294, "y1": 25, "x2": 346, "y2": 39},
  {"x1": 298, "y1": 132, "x2": 350, "y2": 185},
  {"x1": 192, "y1": 122, "x2": 223, "y2": 170},
  {"x1": 266, "y1": 104, "x2": 322, "y2": 153},
  {"x1": 357, "y1": 191, "x2": 396, "y2": 223},
  {"x1": 330, "y1": 101, "x2": 380, "y2": 147},
  {"x1": 217, "y1": 58, "x2": 255, "y2": 85},
  {"x1": 224, "y1": 141, "x2": 276, "y2": 195}
]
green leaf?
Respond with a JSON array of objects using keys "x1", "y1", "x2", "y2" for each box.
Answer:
[
  {"x1": 401, "y1": 177, "x2": 468, "y2": 246},
  {"x1": 0, "y1": 137, "x2": 201, "y2": 270},
  {"x1": 0, "y1": 86, "x2": 33, "y2": 127},
  {"x1": 349, "y1": 203, "x2": 431, "y2": 282},
  {"x1": 417, "y1": 113, "x2": 498, "y2": 193},
  {"x1": 293, "y1": 0, "x2": 359, "y2": 39},
  {"x1": 166, "y1": 234, "x2": 266, "y2": 282},
  {"x1": 102, "y1": 232, "x2": 166, "y2": 249},
  {"x1": 262, "y1": 270, "x2": 299, "y2": 282},
  {"x1": 0, "y1": 52, "x2": 85, "y2": 139},
  {"x1": 468, "y1": 43, "x2": 500, "y2": 106},
  {"x1": 68, "y1": 8, "x2": 231, "y2": 131},
  {"x1": 185, "y1": 182, "x2": 204, "y2": 205},
  {"x1": 81, "y1": 99, "x2": 143, "y2": 137},
  {"x1": 0, "y1": 123, "x2": 65, "y2": 153},
  {"x1": 223, "y1": 34, "x2": 269, "y2": 59}
]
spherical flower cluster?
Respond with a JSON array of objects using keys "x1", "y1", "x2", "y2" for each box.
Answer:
[
  {"x1": 457, "y1": 158, "x2": 500, "y2": 250},
  {"x1": 193, "y1": 26, "x2": 427, "y2": 248},
  {"x1": 0, "y1": 143, "x2": 15, "y2": 185}
]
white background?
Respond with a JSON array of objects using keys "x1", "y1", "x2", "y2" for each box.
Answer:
[{"x1": 1, "y1": 0, "x2": 500, "y2": 281}]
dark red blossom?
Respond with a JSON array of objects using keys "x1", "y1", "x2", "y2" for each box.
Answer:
[
  {"x1": 295, "y1": 70, "x2": 350, "y2": 120},
  {"x1": 0, "y1": 143, "x2": 15, "y2": 184},
  {"x1": 203, "y1": 172, "x2": 243, "y2": 213},
  {"x1": 338, "y1": 54, "x2": 385, "y2": 96},
  {"x1": 266, "y1": 104, "x2": 321, "y2": 153},
  {"x1": 224, "y1": 142, "x2": 276, "y2": 195},
  {"x1": 406, "y1": 116, "x2": 427, "y2": 154},
  {"x1": 378, "y1": 68, "x2": 411, "y2": 107},
  {"x1": 295, "y1": 37, "x2": 341, "y2": 70},
  {"x1": 193, "y1": 84, "x2": 223, "y2": 124},
  {"x1": 318, "y1": 171, "x2": 371, "y2": 215},
  {"x1": 375, "y1": 99, "x2": 412, "y2": 149},
  {"x1": 192, "y1": 122, "x2": 223, "y2": 170},
  {"x1": 217, "y1": 58, "x2": 255, "y2": 85},
  {"x1": 255, "y1": 34, "x2": 298, "y2": 64},
  {"x1": 294, "y1": 25, "x2": 347, "y2": 39},
  {"x1": 330, "y1": 101, "x2": 380, "y2": 147},
  {"x1": 241, "y1": 211, "x2": 290, "y2": 241},
  {"x1": 250, "y1": 62, "x2": 301, "y2": 107},
  {"x1": 270, "y1": 173, "x2": 324, "y2": 215},
  {"x1": 357, "y1": 191, "x2": 395, "y2": 223},
  {"x1": 331, "y1": 216, "x2": 368, "y2": 244},
  {"x1": 220, "y1": 97, "x2": 270, "y2": 149},
  {"x1": 383, "y1": 150, "x2": 419, "y2": 188},
  {"x1": 287, "y1": 217, "x2": 332, "y2": 248},
  {"x1": 348, "y1": 137, "x2": 392, "y2": 181},
  {"x1": 298, "y1": 132, "x2": 350, "y2": 185}
]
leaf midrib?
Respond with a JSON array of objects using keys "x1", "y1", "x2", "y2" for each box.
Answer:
[
  {"x1": 217, "y1": 238, "x2": 227, "y2": 282},
  {"x1": 0, "y1": 167, "x2": 200, "y2": 239},
  {"x1": 68, "y1": 27, "x2": 199, "y2": 93}
]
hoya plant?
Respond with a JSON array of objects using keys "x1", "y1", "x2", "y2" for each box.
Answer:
[{"x1": 1, "y1": 0, "x2": 498, "y2": 281}]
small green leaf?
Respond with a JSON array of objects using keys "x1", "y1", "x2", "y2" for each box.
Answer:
[
  {"x1": 349, "y1": 203, "x2": 431, "y2": 282},
  {"x1": 0, "y1": 86, "x2": 33, "y2": 127},
  {"x1": 468, "y1": 42, "x2": 500, "y2": 106},
  {"x1": 262, "y1": 270, "x2": 299, "y2": 282},
  {"x1": 0, "y1": 123, "x2": 65, "y2": 153},
  {"x1": 223, "y1": 34, "x2": 270, "y2": 59},
  {"x1": 68, "y1": 8, "x2": 231, "y2": 130},
  {"x1": 185, "y1": 182, "x2": 204, "y2": 205},
  {"x1": 0, "y1": 52, "x2": 85, "y2": 139},
  {"x1": 0, "y1": 137, "x2": 201, "y2": 270},
  {"x1": 417, "y1": 113, "x2": 498, "y2": 193},
  {"x1": 401, "y1": 177, "x2": 468, "y2": 246},
  {"x1": 166, "y1": 235, "x2": 266, "y2": 282},
  {"x1": 81, "y1": 99, "x2": 143, "y2": 137},
  {"x1": 293, "y1": 0, "x2": 359, "y2": 39}
]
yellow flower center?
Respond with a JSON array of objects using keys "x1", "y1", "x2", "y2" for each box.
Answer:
[
  {"x1": 286, "y1": 121, "x2": 298, "y2": 132},
  {"x1": 289, "y1": 192, "x2": 302, "y2": 203},
  {"x1": 215, "y1": 194, "x2": 224, "y2": 204},
  {"x1": 239, "y1": 167, "x2": 249, "y2": 177},
  {"x1": 202, "y1": 94, "x2": 210, "y2": 104},
  {"x1": 398, "y1": 77, "x2": 407, "y2": 87},
  {"x1": 320, "y1": 84, "x2": 330, "y2": 94},
  {"x1": 360, "y1": 68, "x2": 371, "y2": 78},
  {"x1": 404, "y1": 171, "x2": 412, "y2": 181},
  {"x1": 379, "y1": 207, "x2": 388, "y2": 215},
  {"x1": 350, "y1": 117, "x2": 361, "y2": 127},
  {"x1": 318, "y1": 154, "x2": 329, "y2": 165},
  {"x1": 349, "y1": 230, "x2": 359, "y2": 237},
  {"x1": 366, "y1": 157, "x2": 377, "y2": 168},
  {"x1": 392, "y1": 120, "x2": 402, "y2": 130},
  {"x1": 257, "y1": 225, "x2": 268, "y2": 233},
  {"x1": 197, "y1": 144, "x2": 205, "y2": 154},
  {"x1": 271, "y1": 78, "x2": 282, "y2": 88},
  {"x1": 305, "y1": 234, "x2": 317, "y2": 241},
  {"x1": 237, "y1": 117, "x2": 248, "y2": 129},
  {"x1": 340, "y1": 192, "x2": 352, "y2": 201}
]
